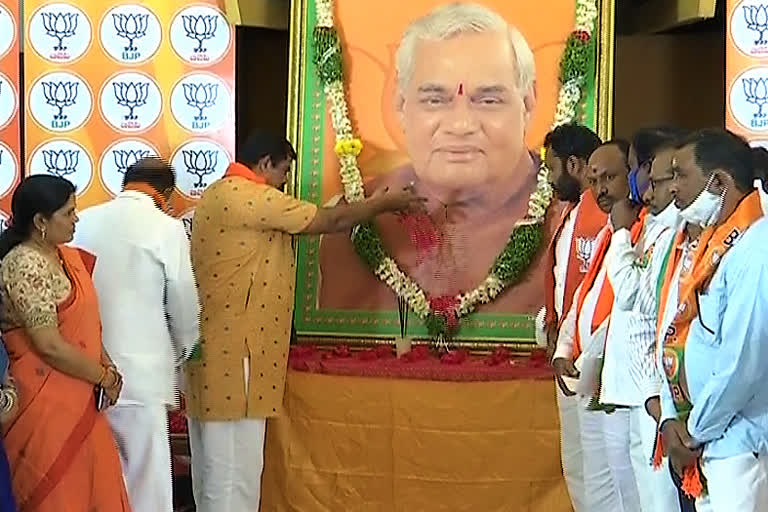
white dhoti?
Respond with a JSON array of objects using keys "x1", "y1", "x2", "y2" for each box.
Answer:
[
  {"x1": 556, "y1": 379, "x2": 585, "y2": 511},
  {"x1": 628, "y1": 406, "x2": 681, "y2": 512},
  {"x1": 700, "y1": 452, "x2": 768, "y2": 512},
  {"x1": 188, "y1": 418, "x2": 267, "y2": 512},
  {"x1": 188, "y1": 357, "x2": 267, "y2": 512},
  {"x1": 578, "y1": 398, "x2": 625, "y2": 511},
  {"x1": 107, "y1": 403, "x2": 173, "y2": 512}
]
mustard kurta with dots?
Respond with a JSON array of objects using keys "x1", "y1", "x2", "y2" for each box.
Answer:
[{"x1": 185, "y1": 176, "x2": 317, "y2": 420}]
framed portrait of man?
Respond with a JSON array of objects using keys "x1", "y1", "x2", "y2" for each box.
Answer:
[{"x1": 289, "y1": 0, "x2": 615, "y2": 348}]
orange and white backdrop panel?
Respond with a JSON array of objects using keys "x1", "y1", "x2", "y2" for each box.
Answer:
[
  {"x1": 0, "y1": 0, "x2": 21, "y2": 226},
  {"x1": 23, "y1": 0, "x2": 235, "y2": 226},
  {"x1": 727, "y1": 0, "x2": 768, "y2": 209}
]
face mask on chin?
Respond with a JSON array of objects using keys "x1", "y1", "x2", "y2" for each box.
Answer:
[
  {"x1": 649, "y1": 201, "x2": 680, "y2": 229},
  {"x1": 679, "y1": 175, "x2": 724, "y2": 228}
]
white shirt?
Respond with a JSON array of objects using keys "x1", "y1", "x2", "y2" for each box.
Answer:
[
  {"x1": 755, "y1": 180, "x2": 768, "y2": 213},
  {"x1": 554, "y1": 203, "x2": 579, "y2": 318},
  {"x1": 72, "y1": 191, "x2": 200, "y2": 405},
  {"x1": 661, "y1": 218, "x2": 768, "y2": 458},
  {"x1": 600, "y1": 214, "x2": 675, "y2": 406},
  {"x1": 553, "y1": 228, "x2": 610, "y2": 360}
]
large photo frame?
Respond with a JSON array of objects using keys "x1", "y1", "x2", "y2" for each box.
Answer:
[{"x1": 289, "y1": 0, "x2": 615, "y2": 349}]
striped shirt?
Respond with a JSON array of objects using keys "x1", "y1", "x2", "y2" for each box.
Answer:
[{"x1": 601, "y1": 214, "x2": 677, "y2": 406}]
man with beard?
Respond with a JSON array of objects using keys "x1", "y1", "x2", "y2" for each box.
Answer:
[
  {"x1": 540, "y1": 123, "x2": 604, "y2": 511},
  {"x1": 657, "y1": 129, "x2": 768, "y2": 512},
  {"x1": 553, "y1": 139, "x2": 641, "y2": 512},
  {"x1": 602, "y1": 128, "x2": 690, "y2": 512}
]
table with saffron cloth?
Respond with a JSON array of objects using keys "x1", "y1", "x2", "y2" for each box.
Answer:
[{"x1": 259, "y1": 348, "x2": 573, "y2": 512}]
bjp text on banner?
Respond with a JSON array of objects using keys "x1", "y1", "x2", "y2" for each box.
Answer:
[{"x1": 23, "y1": 0, "x2": 235, "y2": 222}]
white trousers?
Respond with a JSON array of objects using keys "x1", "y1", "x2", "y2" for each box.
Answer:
[
  {"x1": 601, "y1": 408, "x2": 642, "y2": 512},
  {"x1": 107, "y1": 403, "x2": 173, "y2": 512},
  {"x1": 578, "y1": 398, "x2": 625, "y2": 512},
  {"x1": 556, "y1": 381, "x2": 585, "y2": 511},
  {"x1": 628, "y1": 406, "x2": 681, "y2": 512},
  {"x1": 188, "y1": 418, "x2": 267, "y2": 512},
  {"x1": 699, "y1": 452, "x2": 768, "y2": 512}
]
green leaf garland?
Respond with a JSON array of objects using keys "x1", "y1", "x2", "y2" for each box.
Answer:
[{"x1": 312, "y1": 1, "x2": 596, "y2": 338}]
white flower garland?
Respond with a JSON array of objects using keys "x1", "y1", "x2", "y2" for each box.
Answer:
[{"x1": 316, "y1": 0, "x2": 598, "y2": 321}]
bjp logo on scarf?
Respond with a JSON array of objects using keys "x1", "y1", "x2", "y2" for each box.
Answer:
[
  {"x1": 575, "y1": 236, "x2": 597, "y2": 273},
  {"x1": 663, "y1": 347, "x2": 680, "y2": 380}
]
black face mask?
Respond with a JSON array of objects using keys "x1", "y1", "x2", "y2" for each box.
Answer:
[{"x1": 553, "y1": 172, "x2": 581, "y2": 202}]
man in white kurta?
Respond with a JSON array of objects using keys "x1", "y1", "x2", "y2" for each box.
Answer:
[
  {"x1": 73, "y1": 158, "x2": 200, "y2": 512},
  {"x1": 601, "y1": 144, "x2": 684, "y2": 512},
  {"x1": 542, "y1": 123, "x2": 604, "y2": 512},
  {"x1": 553, "y1": 140, "x2": 636, "y2": 512}
]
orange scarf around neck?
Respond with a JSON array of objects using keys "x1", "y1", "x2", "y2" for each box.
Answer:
[
  {"x1": 571, "y1": 208, "x2": 647, "y2": 359},
  {"x1": 544, "y1": 189, "x2": 607, "y2": 330},
  {"x1": 224, "y1": 162, "x2": 267, "y2": 184},
  {"x1": 654, "y1": 191, "x2": 764, "y2": 498},
  {"x1": 124, "y1": 182, "x2": 168, "y2": 212}
]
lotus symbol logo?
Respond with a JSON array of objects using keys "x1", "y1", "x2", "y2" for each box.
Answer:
[
  {"x1": 575, "y1": 236, "x2": 596, "y2": 273},
  {"x1": 42, "y1": 81, "x2": 78, "y2": 126},
  {"x1": 41, "y1": 12, "x2": 78, "y2": 52},
  {"x1": 0, "y1": 142, "x2": 18, "y2": 198},
  {"x1": 43, "y1": 149, "x2": 79, "y2": 178},
  {"x1": 113, "y1": 13, "x2": 148, "y2": 53},
  {"x1": 743, "y1": 77, "x2": 768, "y2": 118},
  {"x1": 183, "y1": 83, "x2": 218, "y2": 128},
  {"x1": 113, "y1": 81, "x2": 148, "y2": 121},
  {"x1": 183, "y1": 150, "x2": 218, "y2": 188},
  {"x1": 182, "y1": 15, "x2": 217, "y2": 53},
  {"x1": 744, "y1": 5, "x2": 768, "y2": 45},
  {"x1": 113, "y1": 149, "x2": 149, "y2": 175}
]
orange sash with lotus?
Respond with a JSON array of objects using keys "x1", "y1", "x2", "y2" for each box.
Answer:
[
  {"x1": 655, "y1": 191, "x2": 763, "y2": 498},
  {"x1": 571, "y1": 209, "x2": 647, "y2": 360},
  {"x1": 2, "y1": 246, "x2": 130, "y2": 511}
]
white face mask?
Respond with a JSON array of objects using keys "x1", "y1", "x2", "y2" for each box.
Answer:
[
  {"x1": 679, "y1": 176, "x2": 724, "y2": 228},
  {"x1": 650, "y1": 201, "x2": 681, "y2": 229}
]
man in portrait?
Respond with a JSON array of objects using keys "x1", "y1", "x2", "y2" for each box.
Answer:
[{"x1": 319, "y1": 2, "x2": 560, "y2": 314}]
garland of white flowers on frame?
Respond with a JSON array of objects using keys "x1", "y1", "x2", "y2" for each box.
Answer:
[{"x1": 312, "y1": 0, "x2": 598, "y2": 338}]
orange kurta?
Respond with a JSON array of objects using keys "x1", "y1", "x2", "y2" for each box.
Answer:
[{"x1": 186, "y1": 177, "x2": 317, "y2": 420}]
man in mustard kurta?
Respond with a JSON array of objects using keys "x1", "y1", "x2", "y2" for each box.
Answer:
[{"x1": 185, "y1": 133, "x2": 422, "y2": 512}]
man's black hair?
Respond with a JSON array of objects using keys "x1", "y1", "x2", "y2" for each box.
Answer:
[
  {"x1": 600, "y1": 139, "x2": 631, "y2": 165},
  {"x1": 631, "y1": 126, "x2": 690, "y2": 165},
  {"x1": 238, "y1": 133, "x2": 297, "y2": 167},
  {"x1": 674, "y1": 128, "x2": 758, "y2": 193},
  {"x1": 122, "y1": 156, "x2": 175, "y2": 191},
  {"x1": 543, "y1": 123, "x2": 602, "y2": 164}
]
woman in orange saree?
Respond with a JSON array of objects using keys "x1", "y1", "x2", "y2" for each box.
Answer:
[{"x1": 0, "y1": 176, "x2": 131, "y2": 511}]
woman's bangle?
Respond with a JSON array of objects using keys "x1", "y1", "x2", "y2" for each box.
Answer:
[{"x1": 0, "y1": 388, "x2": 16, "y2": 414}]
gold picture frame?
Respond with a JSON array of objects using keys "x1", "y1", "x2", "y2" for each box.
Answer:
[{"x1": 286, "y1": 0, "x2": 616, "y2": 351}]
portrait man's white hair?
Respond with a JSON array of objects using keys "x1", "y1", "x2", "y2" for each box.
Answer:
[{"x1": 394, "y1": 2, "x2": 536, "y2": 94}]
